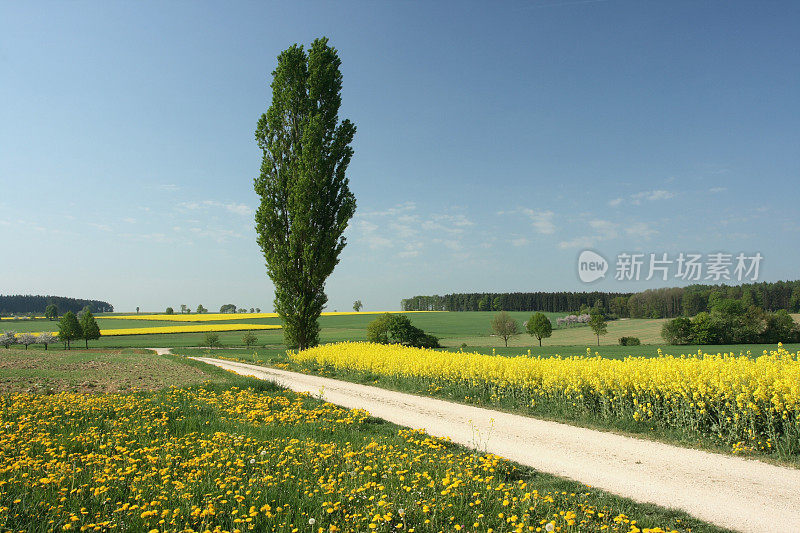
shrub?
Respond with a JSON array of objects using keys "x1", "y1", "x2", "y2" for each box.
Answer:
[
  {"x1": 661, "y1": 317, "x2": 694, "y2": 345},
  {"x1": 242, "y1": 331, "x2": 258, "y2": 347},
  {"x1": 618, "y1": 336, "x2": 641, "y2": 346},
  {"x1": 203, "y1": 332, "x2": 221, "y2": 348},
  {"x1": 366, "y1": 313, "x2": 440, "y2": 348}
]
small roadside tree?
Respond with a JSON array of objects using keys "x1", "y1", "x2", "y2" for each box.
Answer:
[
  {"x1": 203, "y1": 332, "x2": 220, "y2": 348},
  {"x1": 18, "y1": 333, "x2": 36, "y2": 349},
  {"x1": 491, "y1": 311, "x2": 519, "y2": 347},
  {"x1": 526, "y1": 312, "x2": 552, "y2": 347},
  {"x1": 58, "y1": 311, "x2": 81, "y2": 350},
  {"x1": 165, "y1": 307, "x2": 174, "y2": 315},
  {"x1": 38, "y1": 332, "x2": 57, "y2": 351},
  {"x1": 353, "y1": 300, "x2": 363, "y2": 312},
  {"x1": 80, "y1": 309, "x2": 101, "y2": 349},
  {"x1": 45, "y1": 304, "x2": 58, "y2": 321},
  {"x1": 0, "y1": 331, "x2": 17, "y2": 349},
  {"x1": 242, "y1": 331, "x2": 258, "y2": 347},
  {"x1": 588, "y1": 313, "x2": 608, "y2": 346}
]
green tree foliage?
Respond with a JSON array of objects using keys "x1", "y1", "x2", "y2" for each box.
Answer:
[
  {"x1": 203, "y1": 332, "x2": 221, "y2": 348},
  {"x1": 79, "y1": 309, "x2": 101, "y2": 349},
  {"x1": 366, "y1": 313, "x2": 440, "y2": 348},
  {"x1": 58, "y1": 311, "x2": 82, "y2": 350},
  {"x1": 196, "y1": 304, "x2": 208, "y2": 314},
  {"x1": 165, "y1": 307, "x2": 174, "y2": 315},
  {"x1": 491, "y1": 311, "x2": 519, "y2": 347},
  {"x1": 525, "y1": 312, "x2": 552, "y2": 346},
  {"x1": 0, "y1": 295, "x2": 112, "y2": 315},
  {"x1": 588, "y1": 313, "x2": 608, "y2": 346},
  {"x1": 254, "y1": 38, "x2": 356, "y2": 350},
  {"x1": 242, "y1": 331, "x2": 258, "y2": 347},
  {"x1": 353, "y1": 300, "x2": 363, "y2": 312},
  {"x1": 401, "y1": 281, "x2": 800, "y2": 316},
  {"x1": 45, "y1": 304, "x2": 58, "y2": 321},
  {"x1": 661, "y1": 305, "x2": 800, "y2": 345},
  {"x1": 618, "y1": 336, "x2": 641, "y2": 346},
  {"x1": 219, "y1": 304, "x2": 237, "y2": 314},
  {"x1": 661, "y1": 317, "x2": 693, "y2": 345}
]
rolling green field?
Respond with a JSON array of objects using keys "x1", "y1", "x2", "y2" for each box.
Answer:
[{"x1": 3, "y1": 311, "x2": 798, "y2": 356}]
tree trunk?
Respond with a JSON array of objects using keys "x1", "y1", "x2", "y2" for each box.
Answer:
[
  {"x1": 85, "y1": 339, "x2": 88, "y2": 349},
  {"x1": 504, "y1": 337, "x2": 508, "y2": 347},
  {"x1": 44, "y1": 343, "x2": 48, "y2": 351},
  {"x1": 539, "y1": 338, "x2": 542, "y2": 347},
  {"x1": 597, "y1": 335, "x2": 600, "y2": 346}
]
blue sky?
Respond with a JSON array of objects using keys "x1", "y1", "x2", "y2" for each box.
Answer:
[{"x1": 1, "y1": 1, "x2": 798, "y2": 312}]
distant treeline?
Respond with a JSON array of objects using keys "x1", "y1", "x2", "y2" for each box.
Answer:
[
  {"x1": 402, "y1": 280, "x2": 800, "y2": 318},
  {"x1": 0, "y1": 295, "x2": 114, "y2": 315}
]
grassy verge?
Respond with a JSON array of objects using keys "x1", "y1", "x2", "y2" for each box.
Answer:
[{"x1": 0, "y1": 350, "x2": 726, "y2": 532}]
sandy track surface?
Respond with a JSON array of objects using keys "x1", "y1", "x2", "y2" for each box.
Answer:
[{"x1": 191, "y1": 356, "x2": 800, "y2": 533}]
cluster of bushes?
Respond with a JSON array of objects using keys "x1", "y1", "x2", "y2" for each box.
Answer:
[
  {"x1": 367, "y1": 313, "x2": 440, "y2": 348},
  {"x1": 555, "y1": 314, "x2": 591, "y2": 327},
  {"x1": 661, "y1": 300, "x2": 800, "y2": 345},
  {"x1": 618, "y1": 336, "x2": 641, "y2": 346}
]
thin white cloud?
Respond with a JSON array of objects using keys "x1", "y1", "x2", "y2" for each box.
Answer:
[
  {"x1": 520, "y1": 208, "x2": 556, "y2": 234},
  {"x1": 512, "y1": 237, "x2": 529, "y2": 247},
  {"x1": 608, "y1": 197, "x2": 623, "y2": 207},
  {"x1": 158, "y1": 184, "x2": 181, "y2": 191},
  {"x1": 558, "y1": 236, "x2": 596, "y2": 249},
  {"x1": 179, "y1": 200, "x2": 253, "y2": 216},
  {"x1": 625, "y1": 222, "x2": 657, "y2": 239},
  {"x1": 630, "y1": 189, "x2": 675, "y2": 204},
  {"x1": 709, "y1": 187, "x2": 727, "y2": 193}
]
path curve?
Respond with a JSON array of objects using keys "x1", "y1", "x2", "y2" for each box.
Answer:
[{"x1": 191, "y1": 356, "x2": 800, "y2": 533}]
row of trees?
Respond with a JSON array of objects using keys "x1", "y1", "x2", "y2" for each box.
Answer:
[
  {"x1": 661, "y1": 300, "x2": 800, "y2": 345},
  {"x1": 0, "y1": 308, "x2": 101, "y2": 350},
  {"x1": 489, "y1": 311, "x2": 608, "y2": 347},
  {"x1": 402, "y1": 281, "x2": 800, "y2": 318},
  {"x1": 0, "y1": 295, "x2": 113, "y2": 316},
  {"x1": 162, "y1": 305, "x2": 263, "y2": 315},
  {"x1": 401, "y1": 292, "x2": 632, "y2": 313}
]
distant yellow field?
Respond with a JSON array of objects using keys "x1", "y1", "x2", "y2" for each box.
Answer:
[
  {"x1": 29, "y1": 324, "x2": 281, "y2": 337},
  {"x1": 103, "y1": 310, "x2": 441, "y2": 322}
]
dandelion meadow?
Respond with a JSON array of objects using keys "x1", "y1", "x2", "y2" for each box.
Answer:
[{"x1": 0, "y1": 383, "x2": 700, "y2": 533}]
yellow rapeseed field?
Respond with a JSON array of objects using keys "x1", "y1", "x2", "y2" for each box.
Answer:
[
  {"x1": 103, "y1": 311, "x2": 440, "y2": 322},
  {"x1": 291, "y1": 342, "x2": 800, "y2": 456},
  {"x1": 0, "y1": 386, "x2": 681, "y2": 532},
  {"x1": 31, "y1": 324, "x2": 281, "y2": 337}
]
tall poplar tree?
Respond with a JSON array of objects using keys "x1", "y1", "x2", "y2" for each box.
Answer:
[{"x1": 254, "y1": 37, "x2": 356, "y2": 350}]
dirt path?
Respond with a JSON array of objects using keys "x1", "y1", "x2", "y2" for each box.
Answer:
[{"x1": 191, "y1": 356, "x2": 800, "y2": 533}]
